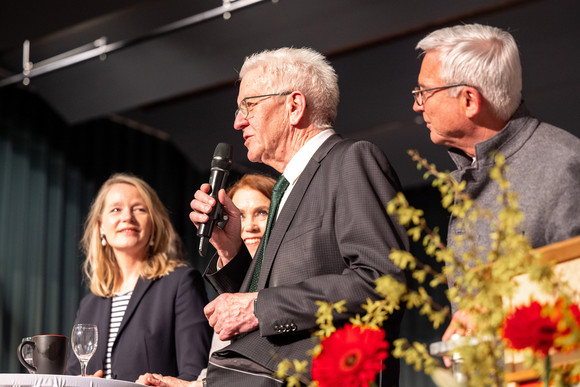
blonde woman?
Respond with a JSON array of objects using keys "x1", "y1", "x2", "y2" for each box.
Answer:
[{"x1": 66, "y1": 173, "x2": 211, "y2": 381}]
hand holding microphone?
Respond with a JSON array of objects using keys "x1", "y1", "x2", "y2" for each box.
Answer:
[{"x1": 192, "y1": 143, "x2": 242, "y2": 258}]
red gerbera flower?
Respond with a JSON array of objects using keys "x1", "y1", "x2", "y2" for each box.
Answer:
[
  {"x1": 570, "y1": 303, "x2": 580, "y2": 327},
  {"x1": 502, "y1": 301, "x2": 561, "y2": 355},
  {"x1": 311, "y1": 324, "x2": 388, "y2": 387}
]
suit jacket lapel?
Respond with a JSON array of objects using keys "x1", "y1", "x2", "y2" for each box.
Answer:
[
  {"x1": 256, "y1": 134, "x2": 343, "y2": 290},
  {"x1": 114, "y1": 277, "x2": 153, "y2": 346}
]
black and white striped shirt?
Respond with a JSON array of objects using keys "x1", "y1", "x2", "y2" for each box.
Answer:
[{"x1": 105, "y1": 291, "x2": 132, "y2": 379}]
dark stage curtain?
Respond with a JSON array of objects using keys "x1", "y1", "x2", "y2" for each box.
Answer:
[{"x1": 0, "y1": 86, "x2": 203, "y2": 373}]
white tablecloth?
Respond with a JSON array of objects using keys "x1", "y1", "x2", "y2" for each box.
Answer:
[{"x1": 0, "y1": 374, "x2": 140, "y2": 387}]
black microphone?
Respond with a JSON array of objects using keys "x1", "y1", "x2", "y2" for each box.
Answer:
[{"x1": 197, "y1": 142, "x2": 233, "y2": 256}]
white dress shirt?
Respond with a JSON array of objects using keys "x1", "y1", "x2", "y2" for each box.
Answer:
[{"x1": 277, "y1": 129, "x2": 335, "y2": 218}]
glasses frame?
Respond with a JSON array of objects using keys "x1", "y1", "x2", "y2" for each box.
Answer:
[
  {"x1": 235, "y1": 91, "x2": 292, "y2": 119},
  {"x1": 412, "y1": 83, "x2": 472, "y2": 106}
]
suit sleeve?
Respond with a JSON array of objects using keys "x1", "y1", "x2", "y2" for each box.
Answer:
[
  {"x1": 174, "y1": 268, "x2": 212, "y2": 380},
  {"x1": 256, "y1": 140, "x2": 408, "y2": 337},
  {"x1": 204, "y1": 245, "x2": 253, "y2": 294}
]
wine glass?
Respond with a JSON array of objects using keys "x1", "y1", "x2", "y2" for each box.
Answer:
[{"x1": 71, "y1": 324, "x2": 98, "y2": 376}]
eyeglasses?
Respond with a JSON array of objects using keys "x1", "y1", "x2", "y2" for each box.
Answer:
[
  {"x1": 235, "y1": 91, "x2": 292, "y2": 119},
  {"x1": 412, "y1": 83, "x2": 472, "y2": 106}
]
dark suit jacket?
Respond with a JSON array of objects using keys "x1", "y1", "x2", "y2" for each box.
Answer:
[
  {"x1": 204, "y1": 135, "x2": 409, "y2": 386},
  {"x1": 66, "y1": 266, "x2": 212, "y2": 382}
]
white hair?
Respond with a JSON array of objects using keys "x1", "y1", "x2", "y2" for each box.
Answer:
[
  {"x1": 239, "y1": 47, "x2": 339, "y2": 129},
  {"x1": 416, "y1": 24, "x2": 522, "y2": 120}
]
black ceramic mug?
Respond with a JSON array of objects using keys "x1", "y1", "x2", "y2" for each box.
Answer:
[{"x1": 17, "y1": 334, "x2": 68, "y2": 374}]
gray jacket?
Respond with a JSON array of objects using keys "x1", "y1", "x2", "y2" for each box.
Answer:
[{"x1": 447, "y1": 103, "x2": 580, "y2": 292}]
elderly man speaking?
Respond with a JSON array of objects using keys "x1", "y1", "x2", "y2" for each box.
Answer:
[{"x1": 163, "y1": 47, "x2": 409, "y2": 387}]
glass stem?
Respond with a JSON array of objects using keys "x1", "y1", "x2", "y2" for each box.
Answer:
[{"x1": 80, "y1": 361, "x2": 88, "y2": 377}]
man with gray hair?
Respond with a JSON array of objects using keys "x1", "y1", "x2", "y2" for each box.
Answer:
[
  {"x1": 411, "y1": 24, "x2": 580, "y2": 340},
  {"x1": 141, "y1": 47, "x2": 408, "y2": 386}
]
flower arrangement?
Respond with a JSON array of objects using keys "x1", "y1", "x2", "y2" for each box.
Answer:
[
  {"x1": 311, "y1": 324, "x2": 388, "y2": 387},
  {"x1": 502, "y1": 299, "x2": 580, "y2": 386},
  {"x1": 275, "y1": 278, "x2": 405, "y2": 387},
  {"x1": 276, "y1": 150, "x2": 580, "y2": 387},
  {"x1": 502, "y1": 299, "x2": 580, "y2": 356}
]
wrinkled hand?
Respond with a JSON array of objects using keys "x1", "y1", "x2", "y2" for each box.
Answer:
[
  {"x1": 136, "y1": 373, "x2": 157, "y2": 386},
  {"x1": 88, "y1": 370, "x2": 104, "y2": 378},
  {"x1": 205, "y1": 292, "x2": 259, "y2": 341},
  {"x1": 441, "y1": 309, "x2": 477, "y2": 367},
  {"x1": 135, "y1": 373, "x2": 199, "y2": 387},
  {"x1": 189, "y1": 184, "x2": 242, "y2": 265}
]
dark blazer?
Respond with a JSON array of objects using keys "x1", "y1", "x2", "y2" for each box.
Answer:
[
  {"x1": 205, "y1": 135, "x2": 409, "y2": 386},
  {"x1": 66, "y1": 266, "x2": 212, "y2": 382}
]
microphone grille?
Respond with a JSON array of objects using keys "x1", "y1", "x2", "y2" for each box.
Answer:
[{"x1": 211, "y1": 142, "x2": 233, "y2": 170}]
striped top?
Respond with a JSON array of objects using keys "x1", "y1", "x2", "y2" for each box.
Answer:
[{"x1": 105, "y1": 291, "x2": 133, "y2": 379}]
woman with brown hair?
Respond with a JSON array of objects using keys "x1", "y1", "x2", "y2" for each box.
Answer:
[{"x1": 138, "y1": 173, "x2": 276, "y2": 386}]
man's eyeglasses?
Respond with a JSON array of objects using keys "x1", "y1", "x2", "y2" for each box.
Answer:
[
  {"x1": 235, "y1": 91, "x2": 292, "y2": 119},
  {"x1": 412, "y1": 83, "x2": 472, "y2": 106}
]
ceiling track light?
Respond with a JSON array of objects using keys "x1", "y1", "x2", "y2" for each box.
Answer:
[{"x1": 0, "y1": 0, "x2": 277, "y2": 88}]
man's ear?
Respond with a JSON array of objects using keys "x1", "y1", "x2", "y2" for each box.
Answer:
[
  {"x1": 462, "y1": 86, "x2": 481, "y2": 118},
  {"x1": 288, "y1": 91, "x2": 307, "y2": 126}
]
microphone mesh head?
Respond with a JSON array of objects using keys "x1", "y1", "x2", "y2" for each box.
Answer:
[{"x1": 211, "y1": 142, "x2": 233, "y2": 170}]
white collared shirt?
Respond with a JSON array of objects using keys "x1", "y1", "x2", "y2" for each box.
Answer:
[
  {"x1": 216, "y1": 129, "x2": 335, "y2": 271},
  {"x1": 276, "y1": 129, "x2": 335, "y2": 218}
]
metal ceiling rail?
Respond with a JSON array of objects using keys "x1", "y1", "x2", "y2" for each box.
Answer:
[{"x1": 0, "y1": 0, "x2": 271, "y2": 88}]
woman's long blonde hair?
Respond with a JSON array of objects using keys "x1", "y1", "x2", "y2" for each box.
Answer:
[{"x1": 81, "y1": 173, "x2": 185, "y2": 297}]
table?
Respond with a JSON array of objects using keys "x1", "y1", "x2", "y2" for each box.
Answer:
[{"x1": 0, "y1": 374, "x2": 141, "y2": 387}]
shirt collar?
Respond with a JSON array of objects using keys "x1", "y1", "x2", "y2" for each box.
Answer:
[{"x1": 283, "y1": 129, "x2": 335, "y2": 185}]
